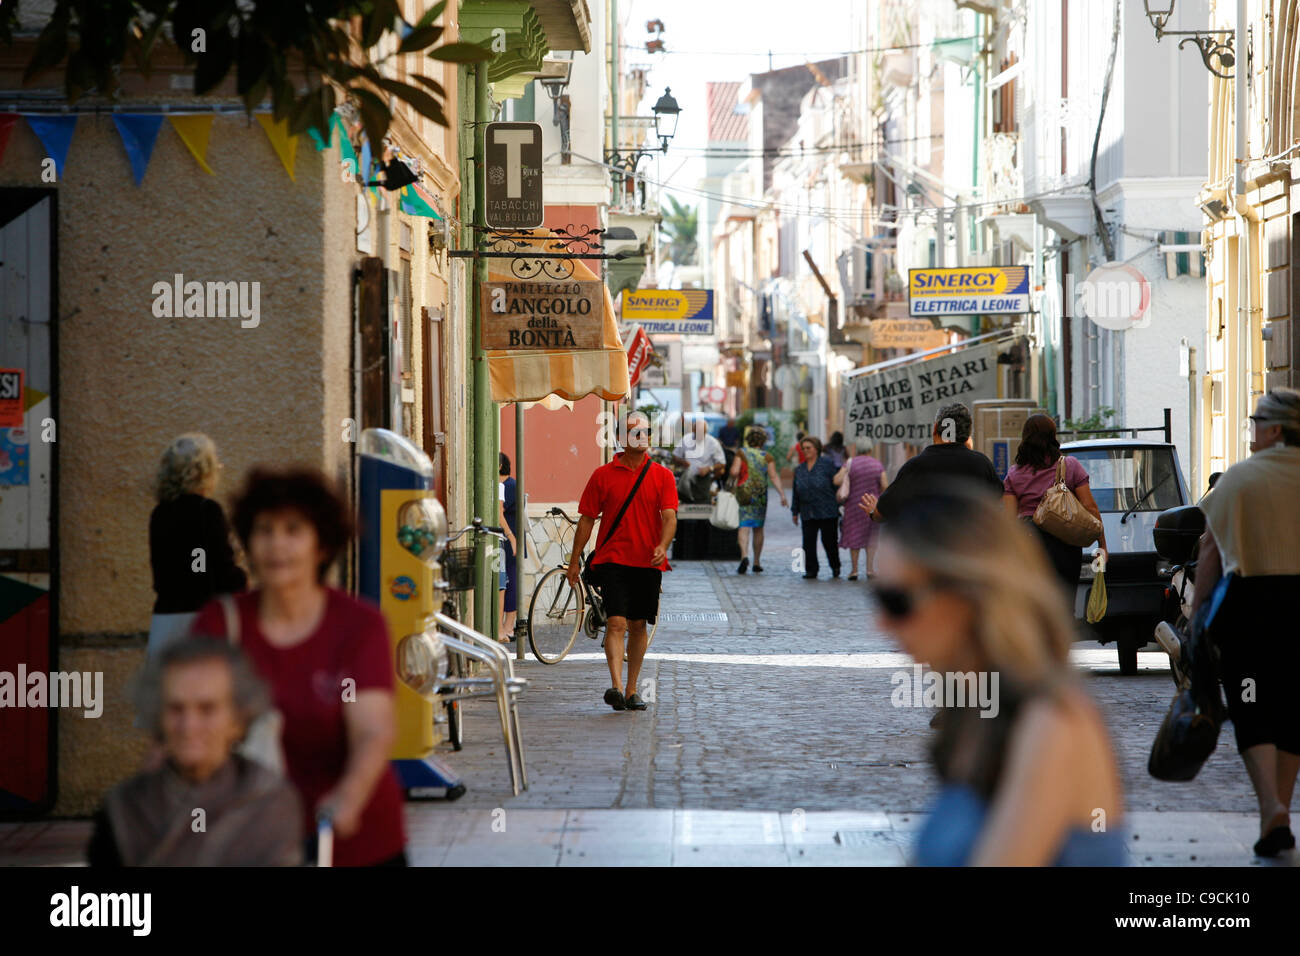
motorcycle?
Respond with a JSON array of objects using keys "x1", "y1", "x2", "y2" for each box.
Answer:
[{"x1": 1151, "y1": 476, "x2": 1219, "y2": 687}]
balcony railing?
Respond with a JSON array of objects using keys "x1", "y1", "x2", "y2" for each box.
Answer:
[{"x1": 981, "y1": 132, "x2": 1023, "y2": 209}]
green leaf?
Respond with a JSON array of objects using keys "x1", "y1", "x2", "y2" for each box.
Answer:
[
  {"x1": 65, "y1": 49, "x2": 98, "y2": 102},
  {"x1": 350, "y1": 86, "x2": 393, "y2": 155},
  {"x1": 428, "y1": 42, "x2": 495, "y2": 64},
  {"x1": 23, "y1": 8, "x2": 71, "y2": 84},
  {"x1": 398, "y1": 26, "x2": 443, "y2": 54},
  {"x1": 410, "y1": 73, "x2": 445, "y2": 98},
  {"x1": 416, "y1": 2, "x2": 448, "y2": 30},
  {"x1": 372, "y1": 76, "x2": 444, "y2": 122},
  {"x1": 132, "y1": 13, "x2": 169, "y2": 78},
  {"x1": 193, "y1": 26, "x2": 236, "y2": 95}
]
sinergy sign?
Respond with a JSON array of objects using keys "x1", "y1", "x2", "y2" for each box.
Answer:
[{"x1": 845, "y1": 342, "x2": 1000, "y2": 444}]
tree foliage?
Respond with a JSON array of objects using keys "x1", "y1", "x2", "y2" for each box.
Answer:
[
  {"x1": 658, "y1": 194, "x2": 698, "y2": 266},
  {"x1": 2, "y1": 1, "x2": 493, "y2": 149}
]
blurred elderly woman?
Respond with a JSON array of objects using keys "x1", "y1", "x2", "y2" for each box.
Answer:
[
  {"x1": 191, "y1": 468, "x2": 406, "y2": 867},
  {"x1": 148, "y1": 434, "x2": 247, "y2": 655},
  {"x1": 89, "y1": 638, "x2": 302, "y2": 866},
  {"x1": 871, "y1": 480, "x2": 1126, "y2": 866}
]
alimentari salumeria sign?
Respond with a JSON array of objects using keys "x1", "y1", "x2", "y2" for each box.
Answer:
[{"x1": 482, "y1": 281, "x2": 604, "y2": 350}]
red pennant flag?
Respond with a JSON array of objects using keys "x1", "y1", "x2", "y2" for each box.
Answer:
[
  {"x1": 0, "y1": 114, "x2": 20, "y2": 168},
  {"x1": 626, "y1": 327, "x2": 654, "y2": 388}
]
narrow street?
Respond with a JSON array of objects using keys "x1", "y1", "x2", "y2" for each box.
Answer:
[{"x1": 407, "y1": 505, "x2": 1283, "y2": 867}]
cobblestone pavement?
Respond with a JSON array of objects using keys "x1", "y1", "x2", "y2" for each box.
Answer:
[
  {"x1": 2, "y1": 501, "x2": 1294, "y2": 866},
  {"x1": 405, "y1": 499, "x2": 1296, "y2": 866}
]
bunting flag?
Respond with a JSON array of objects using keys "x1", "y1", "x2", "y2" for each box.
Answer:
[
  {"x1": 399, "y1": 182, "x2": 442, "y2": 219},
  {"x1": 168, "y1": 114, "x2": 215, "y2": 174},
  {"x1": 0, "y1": 114, "x2": 18, "y2": 167},
  {"x1": 24, "y1": 115, "x2": 78, "y2": 178},
  {"x1": 111, "y1": 114, "x2": 164, "y2": 185},
  {"x1": 338, "y1": 121, "x2": 360, "y2": 184},
  {"x1": 307, "y1": 112, "x2": 344, "y2": 152},
  {"x1": 256, "y1": 115, "x2": 299, "y2": 181},
  {"x1": 359, "y1": 137, "x2": 378, "y2": 203}
]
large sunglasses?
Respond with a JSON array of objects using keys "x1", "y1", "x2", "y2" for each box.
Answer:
[{"x1": 870, "y1": 580, "x2": 947, "y2": 620}]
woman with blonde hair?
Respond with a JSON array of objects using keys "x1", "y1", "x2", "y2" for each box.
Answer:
[
  {"x1": 870, "y1": 479, "x2": 1126, "y2": 865},
  {"x1": 148, "y1": 433, "x2": 246, "y2": 655}
]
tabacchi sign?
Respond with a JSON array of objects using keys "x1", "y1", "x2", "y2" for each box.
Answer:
[
  {"x1": 482, "y1": 281, "x2": 604, "y2": 350},
  {"x1": 484, "y1": 122, "x2": 543, "y2": 229},
  {"x1": 908, "y1": 266, "x2": 1030, "y2": 317}
]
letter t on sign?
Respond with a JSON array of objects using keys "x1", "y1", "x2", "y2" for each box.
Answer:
[{"x1": 492, "y1": 129, "x2": 535, "y2": 198}]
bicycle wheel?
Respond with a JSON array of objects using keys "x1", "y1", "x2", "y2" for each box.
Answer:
[
  {"x1": 444, "y1": 650, "x2": 464, "y2": 750},
  {"x1": 527, "y1": 566, "x2": 584, "y2": 664}
]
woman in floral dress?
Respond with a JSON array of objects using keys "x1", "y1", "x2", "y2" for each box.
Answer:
[{"x1": 729, "y1": 426, "x2": 788, "y2": 574}]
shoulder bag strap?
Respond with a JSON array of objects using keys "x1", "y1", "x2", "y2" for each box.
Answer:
[
  {"x1": 589, "y1": 459, "x2": 652, "y2": 564},
  {"x1": 1055, "y1": 456, "x2": 1067, "y2": 487}
]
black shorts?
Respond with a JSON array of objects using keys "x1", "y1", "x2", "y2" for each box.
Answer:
[
  {"x1": 1212, "y1": 575, "x2": 1300, "y2": 755},
  {"x1": 594, "y1": 562, "x2": 663, "y2": 624}
]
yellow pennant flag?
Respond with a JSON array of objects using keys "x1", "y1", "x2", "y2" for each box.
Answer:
[
  {"x1": 168, "y1": 115, "x2": 215, "y2": 174},
  {"x1": 256, "y1": 114, "x2": 299, "y2": 182}
]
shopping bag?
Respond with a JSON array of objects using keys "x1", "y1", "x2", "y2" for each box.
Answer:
[
  {"x1": 710, "y1": 490, "x2": 740, "y2": 530},
  {"x1": 1085, "y1": 551, "x2": 1108, "y2": 624}
]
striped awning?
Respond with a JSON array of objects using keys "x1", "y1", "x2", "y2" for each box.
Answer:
[{"x1": 486, "y1": 235, "x2": 630, "y2": 403}]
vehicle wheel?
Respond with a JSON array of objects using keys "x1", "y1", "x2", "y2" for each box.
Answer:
[
  {"x1": 527, "y1": 566, "x2": 583, "y2": 664},
  {"x1": 445, "y1": 783, "x2": 467, "y2": 801},
  {"x1": 1117, "y1": 633, "x2": 1140, "y2": 676}
]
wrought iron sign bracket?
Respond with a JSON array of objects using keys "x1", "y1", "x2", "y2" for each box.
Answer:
[{"x1": 447, "y1": 223, "x2": 643, "y2": 279}]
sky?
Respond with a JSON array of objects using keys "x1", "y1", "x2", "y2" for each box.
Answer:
[{"x1": 620, "y1": 0, "x2": 858, "y2": 208}]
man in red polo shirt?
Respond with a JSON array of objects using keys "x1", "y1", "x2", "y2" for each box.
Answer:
[{"x1": 567, "y1": 410, "x2": 678, "y2": 711}]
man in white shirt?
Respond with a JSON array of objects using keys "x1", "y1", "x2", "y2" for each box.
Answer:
[{"x1": 672, "y1": 417, "x2": 726, "y2": 503}]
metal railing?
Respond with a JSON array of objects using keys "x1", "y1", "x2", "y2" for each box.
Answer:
[{"x1": 1058, "y1": 407, "x2": 1172, "y2": 445}]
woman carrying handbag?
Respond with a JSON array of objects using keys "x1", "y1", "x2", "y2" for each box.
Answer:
[{"x1": 1002, "y1": 415, "x2": 1107, "y2": 598}]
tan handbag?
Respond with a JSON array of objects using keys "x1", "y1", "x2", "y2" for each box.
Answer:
[{"x1": 1032, "y1": 457, "x2": 1103, "y2": 547}]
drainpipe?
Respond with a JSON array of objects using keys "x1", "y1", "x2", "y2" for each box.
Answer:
[
  {"x1": 472, "y1": 61, "x2": 498, "y2": 638},
  {"x1": 1233, "y1": 0, "x2": 1257, "y2": 462}
]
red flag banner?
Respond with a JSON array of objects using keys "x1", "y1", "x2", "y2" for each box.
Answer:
[{"x1": 626, "y1": 327, "x2": 654, "y2": 388}]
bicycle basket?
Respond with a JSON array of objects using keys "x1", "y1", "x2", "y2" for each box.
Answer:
[{"x1": 439, "y1": 547, "x2": 476, "y2": 592}]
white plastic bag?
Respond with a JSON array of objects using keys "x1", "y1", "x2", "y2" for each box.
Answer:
[{"x1": 710, "y1": 490, "x2": 740, "y2": 530}]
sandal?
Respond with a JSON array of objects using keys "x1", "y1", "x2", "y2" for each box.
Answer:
[
  {"x1": 848, "y1": 574, "x2": 858, "y2": 581},
  {"x1": 753, "y1": 564, "x2": 763, "y2": 573},
  {"x1": 625, "y1": 693, "x2": 648, "y2": 711},
  {"x1": 603, "y1": 688, "x2": 626, "y2": 711}
]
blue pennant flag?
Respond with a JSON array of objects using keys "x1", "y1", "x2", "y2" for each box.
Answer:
[
  {"x1": 23, "y1": 115, "x2": 77, "y2": 178},
  {"x1": 111, "y1": 114, "x2": 165, "y2": 185}
]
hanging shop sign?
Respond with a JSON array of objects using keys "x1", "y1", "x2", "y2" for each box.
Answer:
[
  {"x1": 844, "y1": 342, "x2": 1001, "y2": 444},
  {"x1": 481, "y1": 281, "x2": 603, "y2": 350},
  {"x1": 485, "y1": 122, "x2": 544, "y2": 229},
  {"x1": 868, "y1": 318, "x2": 949, "y2": 350},
  {"x1": 621, "y1": 289, "x2": 714, "y2": 335},
  {"x1": 640, "y1": 340, "x2": 683, "y2": 388},
  {"x1": 908, "y1": 266, "x2": 1030, "y2": 317}
]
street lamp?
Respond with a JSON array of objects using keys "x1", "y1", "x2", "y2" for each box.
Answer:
[
  {"x1": 605, "y1": 88, "x2": 682, "y2": 207},
  {"x1": 1141, "y1": 0, "x2": 1235, "y2": 78},
  {"x1": 651, "y1": 87, "x2": 680, "y2": 153}
]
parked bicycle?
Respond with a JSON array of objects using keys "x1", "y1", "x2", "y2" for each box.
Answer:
[
  {"x1": 437, "y1": 518, "x2": 510, "y2": 748},
  {"x1": 525, "y1": 506, "x2": 659, "y2": 664}
]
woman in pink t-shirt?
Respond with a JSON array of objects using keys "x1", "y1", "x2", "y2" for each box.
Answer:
[{"x1": 1002, "y1": 415, "x2": 1107, "y2": 595}]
